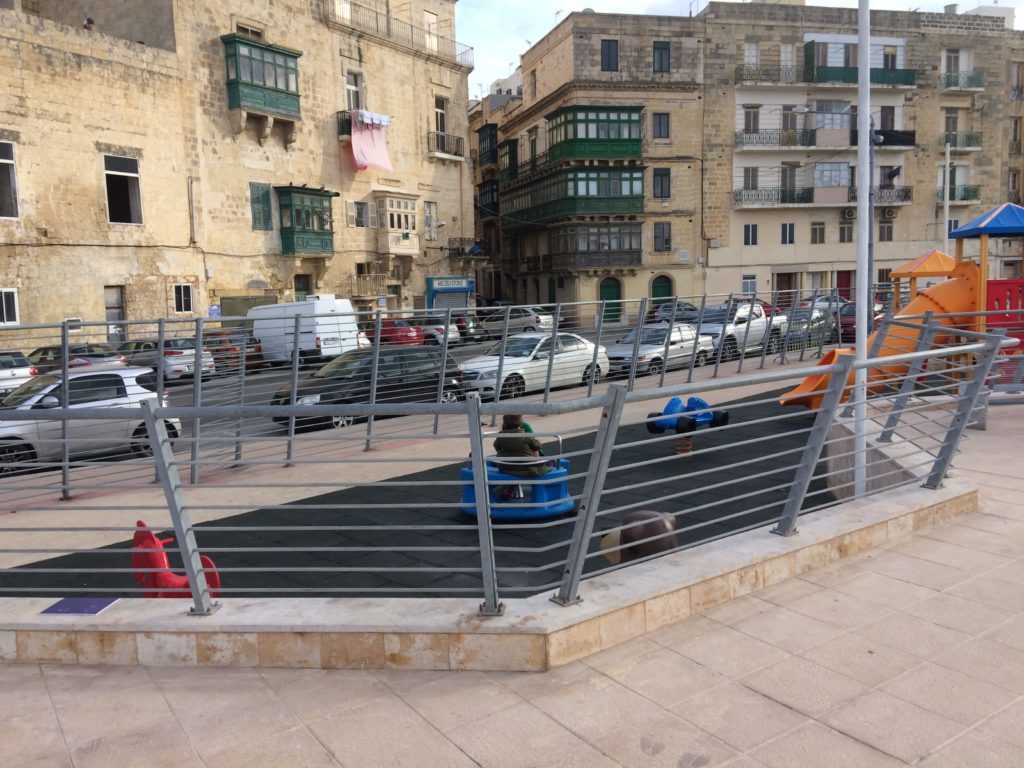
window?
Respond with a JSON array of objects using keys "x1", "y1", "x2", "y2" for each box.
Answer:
[
  {"x1": 744, "y1": 41, "x2": 759, "y2": 66},
  {"x1": 601, "y1": 39, "x2": 618, "y2": 71},
  {"x1": 945, "y1": 108, "x2": 958, "y2": 135},
  {"x1": 1012, "y1": 118, "x2": 1021, "y2": 143},
  {"x1": 224, "y1": 39, "x2": 299, "y2": 94},
  {"x1": 839, "y1": 223, "x2": 854, "y2": 243},
  {"x1": 814, "y1": 162, "x2": 850, "y2": 187},
  {"x1": 878, "y1": 221, "x2": 893, "y2": 242},
  {"x1": 236, "y1": 23, "x2": 264, "y2": 40},
  {"x1": 945, "y1": 48, "x2": 960, "y2": 74},
  {"x1": 529, "y1": 70, "x2": 537, "y2": 99},
  {"x1": 879, "y1": 165, "x2": 896, "y2": 189},
  {"x1": 434, "y1": 96, "x2": 447, "y2": 135},
  {"x1": 173, "y1": 284, "x2": 194, "y2": 314},
  {"x1": 546, "y1": 108, "x2": 642, "y2": 144},
  {"x1": 652, "y1": 112, "x2": 670, "y2": 139},
  {"x1": 780, "y1": 43, "x2": 796, "y2": 79},
  {"x1": 549, "y1": 224, "x2": 641, "y2": 253},
  {"x1": 0, "y1": 142, "x2": 17, "y2": 218},
  {"x1": 743, "y1": 167, "x2": 758, "y2": 190},
  {"x1": 377, "y1": 197, "x2": 416, "y2": 231},
  {"x1": 948, "y1": 219, "x2": 959, "y2": 233},
  {"x1": 654, "y1": 222, "x2": 671, "y2": 251},
  {"x1": 843, "y1": 43, "x2": 857, "y2": 67},
  {"x1": 249, "y1": 182, "x2": 273, "y2": 230},
  {"x1": 345, "y1": 71, "x2": 362, "y2": 110},
  {"x1": 883, "y1": 45, "x2": 897, "y2": 69},
  {"x1": 743, "y1": 106, "x2": 760, "y2": 133},
  {"x1": 652, "y1": 168, "x2": 670, "y2": 199},
  {"x1": 1010, "y1": 170, "x2": 1019, "y2": 192},
  {"x1": 879, "y1": 106, "x2": 895, "y2": 131},
  {"x1": 781, "y1": 222, "x2": 795, "y2": 245},
  {"x1": 781, "y1": 106, "x2": 797, "y2": 131},
  {"x1": 743, "y1": 224, "x2": 758, "y2": 246},
  {"x1": 741, "y1": 274, "x2": 757, "y2": 293},
  {"x1": 347, "y1": 201, "x2": 375, "y2": 227},
  {"x1": 810, "y1": 221, "x2": 825, "y2": 244},
  {"x1": 653, "y1": 41, "x2": 670, "y2": 73},
  {"x1": 68, "y1": 374, "x2": 126, "y2": 406},
  {"x1": 104, "y1": 155, "x2": 142, "y2": 224},
  {"x1": 0, "y1": 288, "x2": 18, "y2": 325}
]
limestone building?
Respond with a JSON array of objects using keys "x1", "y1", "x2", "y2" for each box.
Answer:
[
  {"x1": 477, "y1": 2, "x2": 1023, "y2": 314},
  {"x1": 0, "y1": 0, "x2": 474, "y2": 332}
]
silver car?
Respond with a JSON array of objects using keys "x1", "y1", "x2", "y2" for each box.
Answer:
[
  {"x1": 0, "y1": 350, "x2": 36, "y2": 398},
  {"x1": 477, "y1": 306, "x2": 555, "y2": 340},
  {"x1": 117, "y1": 338, "x2": 216, "y2": 381},
  {"x1": 0, "y1": 367, "x2": 181, "y2": 475},
  {"x1": 607, "y1": 324, "x2": 714, "y2": 376}
]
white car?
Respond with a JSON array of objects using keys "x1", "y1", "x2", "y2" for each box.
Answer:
[
  {"x1": 461, "y1": 332, "x2": 608, "y2": 399},
  {"x1": 0, "y1": 367, "x2": 181, "y2": 475},
  {"x1": 414, "y1": 315, "x2": 462, "y2": 346},
  {"x1": 0, "y1": 350, "x2": 37, "y2": 398},
  {"x1": 606, "y1": 323, "x2": 715, "y2": 376},
  {"x1": 477, "y1": 306, "x2": 554, "y2": 340}
]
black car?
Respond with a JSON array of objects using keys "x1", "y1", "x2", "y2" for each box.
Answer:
[
  {"x1": 784, "y1": 307, "x2": 832, "y2": 349},
  {"x1": 452, "y1": 312, "x2": 487, "y2": 343},
  {"x1": 271, "y1": 346, "x2": 467, "y2": 429}
]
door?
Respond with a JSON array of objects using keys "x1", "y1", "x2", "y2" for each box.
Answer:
[
  {"x1": 651, "y1": 275, "x2": 673, "y2": 301},
  {"x1": 600, "y1": 278, "x2": 622, "y2": 322},
  {"x1": 547, "y1": 278, "x2": 556, "y2": 305},
  {"x1": 398, "y1": 349, "x2": 441, "y2": 402},
  {"x1": 836, "y1": 270, "x2": 853, "y2": 300},
  {"x1": 774, "y1": 272, "x2": 796, "y2": 309},
  {"x1": 104, "y1": 285, "x2": 125, "y2": 344},
  {"x1": 293, "y1": 275, "x2": 312, "y2": 301}
]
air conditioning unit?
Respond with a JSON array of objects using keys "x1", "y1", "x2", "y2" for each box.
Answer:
[
  {"x1": 880, "y1": 207, "x2": 897, "y2": 220},
  {"x1": 840, "y1": 208, "x2": 857, "y2": 221}
]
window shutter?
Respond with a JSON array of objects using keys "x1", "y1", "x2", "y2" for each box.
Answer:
[
  {"x1": 346, "y1": 201, "x2": 356, "y2": 227},
  {"x1": 249, "y1": 182, "x2": 273, "y2": 231},
  {"x1": 367, "y1": 202, "x2": 377, "y2": 228}
]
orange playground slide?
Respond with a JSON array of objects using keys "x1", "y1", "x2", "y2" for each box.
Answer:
[{"x1": 779, "y1": 261, "x2": 981, "y2": 409}]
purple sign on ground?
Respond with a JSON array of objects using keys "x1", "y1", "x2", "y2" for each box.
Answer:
[{"x1": 41, "y1": 597, "x2": 119, "y2": 616}]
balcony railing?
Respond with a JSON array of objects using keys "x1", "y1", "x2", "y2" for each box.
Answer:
[
  {"x1": 936, "y1": 185, "x2": 981, "y2": 203},
  {"x1": 733, "y1": 187, "x2": 813, "y2": 206},
  {"x1": 941, "y1": 132, "x2": 982, "y2": 150},
  {"x1": 847, "y1": 186, "x2": 914, "y2": 203},
  {"x1": 804, "y1": 65, "x2": 917, "y2": 86},
  {"x1": 478, "y1": 147, "x2": 498, "y2": 167},
  {"x1": 351, "y1": 274, "x2": 388, "y2": 296},
  {"x1": 319, "y1": 0, "x2": 473, "y2": 69},
  {"x1": 734, "y1": 64, "x2": 800, "y2": 83},
  {"x1": 940, "y1": 71, "x2": 985, "y2": 89},
  {"x1": 735, "y1": 129, "x2": 815, "y2": 148},
  {"x1": 552, "y1": 251, "x2": 643, "y2": 270},
  {"x1": 504, "y1": 196, "x2": 644, "y2": 228},
  {"x1": 337, "y1": 110, "x2": 352, "y2": 138},
  {"x1": 511, "y1": 138, "x2": 642, "y2": 180},
  {"x1": 378, "y1": 230, "x2": 420, "y2": 255},
  {"x1": 851, "y1": 129, "x2": 916, "y2": 147},
  {"x1": 427, "y1": 131, "x2": 465, "y2": 158}
]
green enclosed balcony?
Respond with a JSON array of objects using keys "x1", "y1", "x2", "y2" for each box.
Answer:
[
  {"x1": 222, "y1": 34, "x2": 302, "y2": 120},
  {"x1": 504, "y1": 167, "x2": 644, "y2": 228},
  {"x1": 504, "y1": 196, "x2": 644, "y2": 229},
  {"x1": 803, "y1": 65, "x2": 917, "y2": 86},
  {"x1": 941, "y1": 71, "x2": 984, "y2": 90},
  {"x1": 275, "y1": 186, "x2": 339, "y2": 256}
]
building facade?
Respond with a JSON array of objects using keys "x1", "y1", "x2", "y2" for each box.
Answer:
[
  {"x1": 475, "y1": 2, "x2": 1023, "y2": 316},
  {"x1": 0, "y1": 0, "x2": 474, "y2": 332}
]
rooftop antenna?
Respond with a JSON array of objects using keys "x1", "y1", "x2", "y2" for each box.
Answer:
[{"x1": 554, "y1": 9, "x2": 563, "y2": 21}]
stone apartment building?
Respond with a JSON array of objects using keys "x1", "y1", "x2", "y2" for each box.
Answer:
[
  {"x1": 474, "y1": 2, "x2": 1024, "y2": 316},
  {"x1": 0, "y1": 0, "x2": 475, "y2": 333}
]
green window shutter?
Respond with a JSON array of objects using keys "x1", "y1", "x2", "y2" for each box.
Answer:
[{"x1": 250, "y1": 182, "x2": 273, "y2": 230}]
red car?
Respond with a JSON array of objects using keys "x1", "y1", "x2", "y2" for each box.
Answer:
[
  {"x1": 361, "y1": 318, "x2": 424, "y2": 346},
  {"x1": 833, "y1": 303, "x2": 879, "y2": 344}
]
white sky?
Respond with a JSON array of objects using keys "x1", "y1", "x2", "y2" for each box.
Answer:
[{"x1": 456, "y1": 0, "x2": 1024, "y2": 100}]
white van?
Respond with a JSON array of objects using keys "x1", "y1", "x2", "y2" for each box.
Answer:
[{"x1": 247, "y1": 295, "x2": 360, "y2": 364}]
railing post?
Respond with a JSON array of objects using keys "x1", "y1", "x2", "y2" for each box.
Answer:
[
  {"x1": 626, "y1": 298, "x2": 649, "y2": 392},
  {"x1": 465, "y1": 394, "x2": 503, "y2": 616},
  {"x1": 553, "y1": 384, "x2": 627, "y2": 606},
  {"x1": 687, "y1": 295, "x2": 708, "y2": 382},
  {"x1": 877, "y1": 321, "x2": 938, "y2": 443},
  {"x1": 284, "y1": 314, "x2": 302, "y2": 466},
  {"x1": 759, "y1": 290, "x2": 781, "y2": 369},
  {"x1": 364, "y1": 310, "x2": 383, "y2": 451},
  {"x1": 59, "y1": 320, "x2": 71, "y2": 501},
  {"x1": 772, "y1": 354, "x2": 855, "y2": 536},
  {"x1": 189, "y1": 318, "x2": 204, "y2": 485},
  {"x1": 490, "y1": 306, "x2": 512, "y2": 425},
  {"x1": 657, "y1": 298, "x2": 680, "y2": 389},
  {"x1": 433, "y1": 306, "x2": 454, "y2": 434},
  {"x1": 587, "y1": 301, "x2": 606, "y2": 397},
  {"x1": 543, "y1": 303, "x2": 562, "y2": 402},
  {"x1": 923, "y1": 331, "x2": 1005, "y2": 489},
  {"x1": 736, "y1": 291, "x2": 758, "y2": 373},
  {"x1": 232, "y1": 335, "x2": 247, "y2": 465},
  {"x1": 798, "y1": 287, "x2": 819, "y2": 362},
  {"x1": 711, "y1": 292, "x2": 734, "y2": 377},
  {"x1": 141, "y1": 400, "x2": 218, "y2": 615}
]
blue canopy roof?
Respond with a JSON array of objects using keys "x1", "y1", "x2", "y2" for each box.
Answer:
[{"x1": 949, "y1": 202, "x2": 1024, "y2": 239}]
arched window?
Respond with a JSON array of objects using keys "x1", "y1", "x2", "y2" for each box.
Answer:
[{"x1": 651, "y1": 274, "x2": 673, "y2": 300}]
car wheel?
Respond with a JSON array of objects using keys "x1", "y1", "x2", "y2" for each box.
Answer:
[
  {"x1": 695, "y1": 351, "x2": 708, "y2": 367},
  {"x1": 647, "y1": 358, "x2": 663, "y2": 377},
  {"x1": 439, "y1": 389, "x2": 460, "y2": 404},
  {"x1": 723, "y1": 338, "x2": 739, "y2": 361},
  {"x1": 500, "y1": 374, "x2": 525, "y2": 399},
  {"x1": 583, "y1": 364, "x2": 601, "y2": 385},
  {"x1": 131, "y1": 426, "x2": 153, "y2": 458},
  {"x1": 766, "y1": 332, "x2": 781, "y2": 355},
  {"x1": 523, "y1": 326, "x2": 533, "y2": 334},
  {"x1": 0, "y1": 441, "x2": 34, "y2": 476}
]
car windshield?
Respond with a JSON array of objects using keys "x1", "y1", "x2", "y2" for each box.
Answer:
[
  {"x1": 0, "y1": 352, "x2": 29, "y2": 368},
  {"x1": 839, "y1": 304, "x2": 858, "y2": 317},
  {"x1": 312, "y1": 353, "x2": 369, "y2": 379},
  {"x1": 619, "y1": 328, "x2": 668, "y2": 346},
  {"x1": 0, "y1": 374, "x2": 57, "y2": 407},
  {"x1": 697, "y1": 308, "x2": 730, "y2": 325},
  {"x1": 789, "y1": 309, "x2": 817, "y2": 322},
  {"x1": 527, "y1": 307, "x2": 549, "y2": 316},
  {"x1": 164, "y1": 338, "x2": 196, "y2": 350},
  {"x1": 482, "y1": 337, "x2": 538, "y2": 358}
]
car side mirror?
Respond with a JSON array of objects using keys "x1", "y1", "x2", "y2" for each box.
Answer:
[
  {"x1": 37, "y1": 395, "x2": 61, "y2": 409},
  {"x1": 534, "y1": 351, "x2": 549, "y2": 360},
  {"x1": 735, "y1": 317, "x2": 746, "y2": 324}
]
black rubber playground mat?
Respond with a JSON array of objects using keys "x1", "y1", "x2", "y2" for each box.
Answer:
[{"x1": 0, "y1": 390, "x2": 832, "y2": 599}]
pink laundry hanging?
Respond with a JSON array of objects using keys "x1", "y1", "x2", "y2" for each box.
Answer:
[{"x1": 348, "y1": 110, "x2": 393, "y2": 172}]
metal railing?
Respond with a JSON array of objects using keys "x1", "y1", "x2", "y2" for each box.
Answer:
[
  {"x1": 427, "y1": 131, "x2": 465, "y2": 158},
  {"x1": 0, "y1": 324, "x2": 1008, "y2": 615},
  {"x1": 734, "y1": 129, "x2": 815, "y2": 148},
  {"x1": 936, "y1": 185, "x2": 981, "y2": 202},
  {"x1": 941, "y1": 131, "x2": 983, "y2": 150},
  {"x1": 940, "y1": 71, "x2": 984, "y2": 89},
  {"x1": 734, "y1": 64, "x2": 800, "y2": 83},
  {"x1": 733, "y1": 187, "x2": 813, "y2": 205},
  {"x1": 848, "y1": 186, "x2": 913, "y2": 204}
]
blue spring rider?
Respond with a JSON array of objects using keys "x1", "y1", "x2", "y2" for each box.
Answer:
[
  {"x1": 646, "y1": 396, "x2": 729, "y2": 435},
  {"x1": 460, "y1": 459, "x2": 574, "y2": 521}
]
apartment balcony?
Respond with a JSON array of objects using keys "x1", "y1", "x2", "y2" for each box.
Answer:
[
  {"x1": 511, "y1": 139, "x2": 642, "y2": 182},
  {"x1": 734, "y1": 64, "x2": 800, "y2": 83},
  {"x1": 852, "y1": 129, "x2": 916, "y2": 148},
  {"x1": 734, "y1": 129, "x2": 815, "y2": 149},
  {"x1": 941, "y1": 132, "x2": 982, "y2": 151},
  {"x1": 427, "y1": 131, "x2": 465, "y2": 160},
  {"x1": 377, "y1": 230, "x2": 420, "y2": 255},
  {"x1": 552, "y1": 251, "x2": 643, "y2": 271},
  {"x1": 847, "y1": 186, "x2": 914, "y2": 204},
  {"x1": 733, "y1": 187, "x2": 813, "y2": 207},
  {"x1": 940, "y1": 71, "x2": 985, "y2": 90},
  {"x1": 319, "y1": 0, "x2": 473, "y2": 69},
  {"x1": 936, "y1": 185, "x2": 981, "y2": 204},
  {"x1": 803, "y1": 65, "x2": 917, "y2": 87},
  {"x1": 350, "y1": 274, "x2": 388, "y2": 297},
  {"x1": 504, "y1": 196, "x2": 644, "y2": 229},
  {"x1": 478, "y1": 147, "x2": 498, "y2": 168}
]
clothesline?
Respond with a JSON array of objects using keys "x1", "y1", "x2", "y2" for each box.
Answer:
[{"x1": 352, "y1": 109, "x2": 391, "y2": 127}]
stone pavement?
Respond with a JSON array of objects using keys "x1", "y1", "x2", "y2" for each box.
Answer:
[{"x1": 2, "y1": 406, "x2": 1023, "y2": 767}]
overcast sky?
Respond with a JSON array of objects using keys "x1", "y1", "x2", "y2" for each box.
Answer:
[{"x1": 456, "y1": 0, "x2": 1024, "y2": 100}]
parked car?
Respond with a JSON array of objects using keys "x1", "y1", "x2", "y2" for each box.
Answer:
[
  {"x1": 651, "y1": 300, "x2": 701, "y2": 324},
  {"x1": 0, "y1": 350, "x2": 37, "y2": 398},
  {"x1": 696, "y1": 302, "x2": 788, "y2": 360},
  {"x1": 26, "y1": 343, "x2": 126, "y2": 374},
  {"x1": 451, "y1": 311, "x2": 487, "y2": 343},
  {"x1": 461, "y1": 332, "x2": 608, "y2": 400},
  {"x1": 832, "y1": 303, "x2": 878, "y2": 344},
  {"x1": 117, "y1": 338, "x2": 216, "y2": 381},
  {"x1": 800, "y1": 295, "x2": 849, "y2": 314},
  {"x1": 413, "y1": 315, "x2": 462, "y2": 346},
  {"x1": 0, "y1": 367, "x2": 181, "y2": 474},
  {"x1": 361, "y1": 318, "x2": 425, "y2": 346},
  {"x1": 270, "y1": 346, "x2": 466, "y2": 429},
  {"x1": 784, "y1": 307, "x2": 833, "y2": 349},
  {"x1": 477, "y1": 306, "x2": 555, "y2": 339},
  {"x1": 606, "y1": 324, "x2": 715, "y2": 377},
  {"x1": 202, "y1": 328, "x2": 267, "y2": 372}
]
